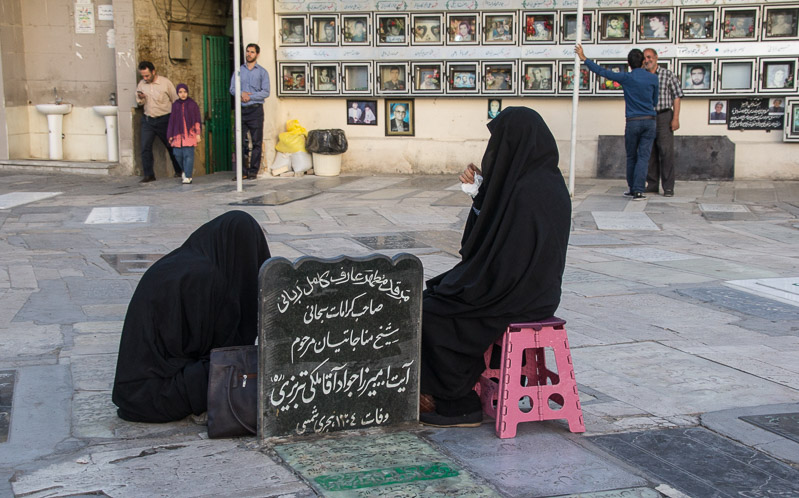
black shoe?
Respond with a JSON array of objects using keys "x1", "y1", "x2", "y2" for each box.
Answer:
[
  {"x1": 139, "y1": 176, "x2": 156, "y2": 183},
  {"x1": 623, "y1": 191, "x2": 633, "y2": 197},
  {"x1": 231, "y1": 174, "x2": 250, "y2": 181},
  {"x1": 419, "y1": 410, "x2": 483, "y2": 428},
  {"x1": 664, "y1": 190, "x2": 674, "y2": 197},
  {"x1": 632, "y1": 192, "x2": 646, "y2": 200}
]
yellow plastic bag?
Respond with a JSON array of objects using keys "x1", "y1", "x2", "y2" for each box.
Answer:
[{"x1": 275, "y1": 119, "x2": 308, "y2": 153}]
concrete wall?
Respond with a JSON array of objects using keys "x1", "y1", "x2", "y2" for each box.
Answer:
[{"x1": 0, "y1": 0, "x2": 30, "y2": 159}]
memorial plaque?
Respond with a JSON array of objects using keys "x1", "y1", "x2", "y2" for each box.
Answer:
[
  {"x1": 740, "y1": 412, "x2": 799, "y2": 444},
  {"x1": 728, "y1": 98, "x2": 784, "y2": 131},
  {"x1": 258, "y1": 254, "x2": 423, "y2": 439}
]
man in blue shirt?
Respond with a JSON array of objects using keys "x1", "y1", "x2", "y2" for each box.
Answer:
[
  {"x1": 576, "y1": 45, "x2": 658, "y2": 200},
  {"x1": 230, "y1": 43, "x2": 270, "y2": 180}
]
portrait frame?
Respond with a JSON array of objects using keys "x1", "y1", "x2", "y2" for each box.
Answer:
[
  {"x1": 764, "y1": 6, "x2": 799, "y2": 40},
  {"x1": 376, "y1": 13, "x2": 409, "y2": 46},
  {"x1": 310, "y1": 14, "x2": 339, "y2": 46},
  {"x1": 346, "y1": 99, "x2": 378, "y2": 126},
  {"x1": 487, "y1": 99, "x2": 502, "y2": 120},
  {"x1": 708, "y1": 100, "x2": 728, "y2": 125},
  {"x1": 561, "y1": 12, "x2": 593, "y2": 43},
  {"x1": 411, "y1": 13, "x2": 444, "y2": 46},
  {"x1": 520, "y1": 62, "x2": 555, "y2": 94},
  {"x1": 278, "y1": 15, "x2": 307, "y2": 46},
  {"x1": 595, "y1": 60, "x2": 627, "y2": 95},
  {"x1": 759, "y1": 59, "x2": 797, "y2": 93},
  {"x1": 679, "y1": 8, "x2": 716, "y2": 42},
  {"x1": 341, "y1": 62, "x2": 372, "y2": 95},
  {"x1": 720, "y1": 7, "x2": 758, "y2": 42},
  {"x1": 446, "y1": 13, "x2": 479, "y2": 45},
  {"x1": 522, "y1": 12, "x2": 556, "y2": 44},
  {"x1": 482, "y1": 12, "x2": 516, "y2": 45},
  {"x1": 342, "y1": 14, "x2": 371, "y2": 46},
  {"x1": 385, "y1": 99, "x2": 415, "y2": 137},
  {"x1": 785, "y1": 98, "x2": 799, "y2": 141},
  {"x1": 557, "y1": 61, "x2": 592, "y2": 94},
  {"x1": 412, "y1": 62, "x2": 444, "y2": 94},
  {"x1": 768, "y1": 97, "x2": 786, "y2": 116},
  {"x1": 446, "y1": 62, "x2": 479, "y2": 94},
  {"x1": 310, "y1": 63, "x2": 339, "y2": 94},
  {"x1": 637, "y1": 10, "x2": 673, "y2": 43},
  {"x1": 599, "y1": 11, "x2": 632, "y2": 43},
  {"x1": 482, "y1": 61, "x2": 515, "y2": 94},
  {"x1": 717, "y1": 59, "x2": 756, "y2": 94},
  {"x1": 678, "y1": 59, "x2": 714, "y2": 94},
  {"x1": 376, "y1": 62, "x2": 409, "y2": 95},
  {"x1": 278, "y1": 62, "x2": 309, "y2": 96}
]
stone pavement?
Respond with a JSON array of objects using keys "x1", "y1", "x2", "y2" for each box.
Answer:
[{"x1": 0, "y1": 172, "x2": 798, "y2": 497}]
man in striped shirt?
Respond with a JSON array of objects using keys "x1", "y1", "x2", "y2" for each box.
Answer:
[{"x1": 643, "y1": 48, "x2": 683, "y2": 197}]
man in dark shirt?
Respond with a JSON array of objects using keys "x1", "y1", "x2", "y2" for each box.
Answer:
[{"x1": 577, "y1": 45, "x2": 658, "y2": 200}]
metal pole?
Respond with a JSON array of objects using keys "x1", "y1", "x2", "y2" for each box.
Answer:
[
  {"x1": 568, "y1": 0, "x2": 585, "y2": 197},
  {"x1": 232, "y1": 0, "x2": 243, "y2": 192}
]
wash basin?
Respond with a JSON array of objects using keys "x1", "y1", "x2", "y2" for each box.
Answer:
[
  {"x1": 92, "y1": 105, "x2": 118, "y2": 116},
  {"x1": 35, "y1": 103, "x2": 73, "y2": 115}
]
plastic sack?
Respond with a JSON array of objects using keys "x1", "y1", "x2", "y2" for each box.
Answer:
[
  {"x1": 271, "y1": 152, "x2": 291, "y2": 173},
  {"x1": 306, "y1": 129, "x2": 348, "y2": 155},
  {"x1": 290, "y1": 151, "x2": 313, "y2": 173},
  {"x1": 275, "y1": 119, "x2": 308, "y2": 153}
]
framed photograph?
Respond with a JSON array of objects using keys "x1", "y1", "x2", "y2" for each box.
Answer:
[
  {"x1": 787, "y1": 98, "x2": 799, "y2": 140},
  {"x1": 412, "y1": 14, "x2": 443, "y2": 45},
  {"x1": 718, "y1": 59, "x2": 755, "y2": 93},
  {"x1": 558, "y1": 61, "x2": 591, "y2": 94},
  {"x1": 342, "y1": 15, "x2": 370, "y2": 45},
  {"x1": 708, "y1": 100, "x2": 727, "y2": 124},
  {"x1": 279, "y1": 16, "x2": 306, "y2": 46},
  {"x1": 769, "y1": 97, "x2": 786, "y2": 116},
  {"x1": 377, "y1": 63, "x2": 408, "y2": 93},
  {"x1": 599, "y1": 11, "x2": 631, "y2": 42},
  {"x1": 596, "y1": 61, "x2": 627, "y2": 94},
  {"x1": 679, "y1": 60, "x2": 713, "y2": 93},
  {"x1": 483, "y1": 12, "x2": 515, "y2": 44},
  {"x1": 278, "y1": 63, "x2": 309, "y2": 95},
  {"x1": 680, "y1": 9, "x2": 715, "y2": 42},
  {"x1": 638, "y1": 10, "x2": 672, "y2": 42},
  {"x1": 521, "y1": 62, "x2": 554, "y2": 94},
  {"x1": 447, "y1": 13, "x2": 478, "y2": 44},
  {"x1": 721, "y1": 8, "x2": 757, "y2": 41},
  {"x1": 764, "y1": 7, "x2": 799, "y2": 40},
  {"x1": 523, "y1": 12, "x2": 555, "y2": 44},
  {"x1": 377, "y1": 14, "x2": 409, "y2": 45},
  {"x1": 446, "y1": 62, "x2": 478, "y2": 93},
  {"x1": 311, "y1": 15, "x2": 338, "y2": 45},
  {"x1": 487, "y1": 99, "x2": 502, "y2": 120},
  {"x1": 311, "y1": 63, "x2": 338, "y2": 93},
  {"x1": 346, "y1": 100, "x2": 377, "y2": 126},
  {"x1": 794, "y1": 105, "x2": 799, "y2": 134},
  {"x1": 760, "y1": 59, "x2": 797, "y2": 93},
  {"x1": 483, "y1": 62, "x2": 514, "y2": 93},
  {"x1": 412, "y1": 62, "x2": 443, "y2": 93},
  {"x1": 342, "y1": 62, "x2": 372, "y2": 94},
  {"x1": 385, "y1": 99, "x2": 414, "y2": 137},
  {"x1": 561, "y1": 12, "x2": 593, "y2": 43}
]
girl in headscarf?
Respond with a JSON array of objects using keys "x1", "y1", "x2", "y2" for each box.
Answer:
[
  {"x1": 113, "y1": 211, "x2": 271, "y2": 423},
  {"x1": 167, "y1": 83, "x2": 202, "y2": 184},
  {"x1": 419, "y1": 107, "x2": 572, "y2": 427}
]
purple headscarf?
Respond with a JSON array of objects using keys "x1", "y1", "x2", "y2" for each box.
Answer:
[{"x1": 167, "y1": 84, "x2": 202, "y2": 140}]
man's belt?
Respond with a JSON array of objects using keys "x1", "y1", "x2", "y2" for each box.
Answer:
[{"x1": 656, "y1": 109, "x2": 672, "y2": 114}]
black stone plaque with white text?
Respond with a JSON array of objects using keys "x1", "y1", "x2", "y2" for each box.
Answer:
[
  {"x1": 258, "y1": 254, "x2": 422, "y2": 440},
  {"x1": 728, "y1": 98, "x2": 784, "y2": 131}
]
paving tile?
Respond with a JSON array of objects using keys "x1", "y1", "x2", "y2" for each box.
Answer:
[
  {"x1": 231, "y1": 190, "x2": 320, "y2": 206},
  {"x1": 591, "y1": 212, "x2": 660, "y2": 231},
  {"x1": 84, "y1": 207, "x2": 149, "y2": 224},
  {"x1": 590, "y1": 247, "x2": 699, "y2": 262},
  {"x1": 725, "y1": 276, "x2": 799, "y2": 306},
  {"x1": 568, "y1": 233, "x2": 630, "y2": 246},
  {"x1": 0, "y1": 370, "x2": 14, "y2": 443},
  {"x1": 354, "y1": 234, "x2": 431, "y2": 250},
  {"x1": 0, "y1": 192, "x2": 62, "y2": 209},
  {"x1": 699, "y1": 203, "x2": 750, "y2": 213},
  {"x1": 285, "y1": 236, "x2": 374, "y2": 258},
  {"x1": 658, "y1": 258, "x2": 779, "y2": 280},
  {"x1": 101, "y1": 253, "x2": 163, "y2": 275},
  {"x1": 575, "y1": 194, "x2": 630, "y2": 212},
  {"x1": 739, "y1": 411, "x2": 799, "y2": 444},
  {"x1": 676, "y1": 286, "x2": 799, "y2": 321}
]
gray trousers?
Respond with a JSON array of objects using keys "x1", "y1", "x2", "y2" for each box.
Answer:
[{"x1": 646, "y1": 110, "x2": 675, "y2": 193}]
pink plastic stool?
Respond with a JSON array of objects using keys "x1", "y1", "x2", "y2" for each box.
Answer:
[{"x1": 476, "y1": 317, "x2": 585, "y2": 438}]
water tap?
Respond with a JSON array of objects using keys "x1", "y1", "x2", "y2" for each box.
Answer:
[
  {"x1": 54, "y1": 87, "x2": 63, "y2": 105},
  {"x1": 110, "y1": 92, "x2": 117, "y2": 106}
]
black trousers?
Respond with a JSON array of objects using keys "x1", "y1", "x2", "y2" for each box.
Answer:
[
  {"x1": 646, "y1": 110, "x2": 675, "y2": 193},
  {"x1": 241, "y1": 105, "x2": 264, "y2": 177},
  {"x1": 141, "y1": 114, "x2": 182, "y2": 178}
]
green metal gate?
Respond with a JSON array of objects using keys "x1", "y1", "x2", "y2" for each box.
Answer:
[{"x1": 202, "y1": 35, "x2": 232, "y2": 173}]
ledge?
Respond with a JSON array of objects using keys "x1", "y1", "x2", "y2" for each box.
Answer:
[{"x1": 0, "y1": 159, "x2": 118, "y2": 176}]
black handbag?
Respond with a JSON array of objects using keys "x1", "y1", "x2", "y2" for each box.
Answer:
[{"x1": 207, "y1": 345, "x2": 258, "y2": 438}]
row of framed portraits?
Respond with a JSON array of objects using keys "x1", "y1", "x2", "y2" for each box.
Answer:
[
  {"x1": 278, "y1": 57, "x2": 797, "y2": 97},
  {"x1": 276, "y1": 6, "x2": 799, "y2": 48}
]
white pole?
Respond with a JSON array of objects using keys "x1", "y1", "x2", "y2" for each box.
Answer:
[
  {"x1": 232, "y1": 0, "x2": 243, "y2": 192},
  {"x1": 568, "y1": 0, "x2": 585, "y2": 197}
]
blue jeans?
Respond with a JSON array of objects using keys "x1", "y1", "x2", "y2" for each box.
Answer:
[
  {"x1": 172, "y1": 146, "x2": 195, "y2": 178},
  {"x1": 624, "y1": 119, "x2": 656, "y2": 194}
]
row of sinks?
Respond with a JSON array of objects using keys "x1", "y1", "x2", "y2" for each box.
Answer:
[{"x1": 35, "y1": 104, "x2": 118, "y2": 161}]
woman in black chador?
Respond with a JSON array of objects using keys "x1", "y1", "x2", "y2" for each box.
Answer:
[
  {"x1": 420, "y1": 107, "x2": 571, "y2": 427},
  {"x1": 113, "y1": 211, "x2": 270, "y2": 423}
]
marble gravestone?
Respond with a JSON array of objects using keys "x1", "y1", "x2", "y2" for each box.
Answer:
[{"x1": 258, "y1": 254, "x2": 423, "y2": 440}]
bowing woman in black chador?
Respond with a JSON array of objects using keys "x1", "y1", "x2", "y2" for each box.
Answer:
[
  {"x1": 113, "y1": 211, "x2": 271, "y2": 423},
  {"x1": 420, "y1": 107, "x2": 572, "y2": 427}
]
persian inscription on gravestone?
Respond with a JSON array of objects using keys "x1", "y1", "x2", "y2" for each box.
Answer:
[{"x1": 258, "y1": 254, "x2": 423, "y2": 439}]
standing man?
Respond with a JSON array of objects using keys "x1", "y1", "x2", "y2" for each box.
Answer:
[
  {"x1": 136, "y1": 61, "x2": 181, "y2": 183},
  {"x1": 230, "y1": 43, "x2": 270, "y2": 180},
  {"x1": 577, "y1": 45, "x2": 658, "y2": 200},
  {"x1": 644, "y1": 48, "x2": 683, "y2": 197}
]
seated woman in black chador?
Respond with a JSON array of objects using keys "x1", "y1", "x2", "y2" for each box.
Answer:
[
  {"x1": 113, "y1": 211, "x2": 271, "y2": 423},
  {"x1": 420, "y1": 107, "x2": 572, "y2": 427}
]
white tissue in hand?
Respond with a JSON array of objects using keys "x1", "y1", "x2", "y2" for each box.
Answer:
[{"x1": 461, "y1": 174, "x2": 483, "y2": 197}]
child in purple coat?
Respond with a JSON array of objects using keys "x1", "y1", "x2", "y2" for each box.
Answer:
[{"x1": 167, "y1": 83, "x2": 202, "y2": 184}]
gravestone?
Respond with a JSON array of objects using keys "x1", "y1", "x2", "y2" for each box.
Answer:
[
  {"x1": 258, "y1": 254, "x2": 423, "y2": 440},
  {"x1": 728, "y1": 98, "x2": 784, "y2": 131}
]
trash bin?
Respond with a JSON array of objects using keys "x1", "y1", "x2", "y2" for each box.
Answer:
[{"x1": 306, "y1": 129, "x2": 348, "y2": 176}]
